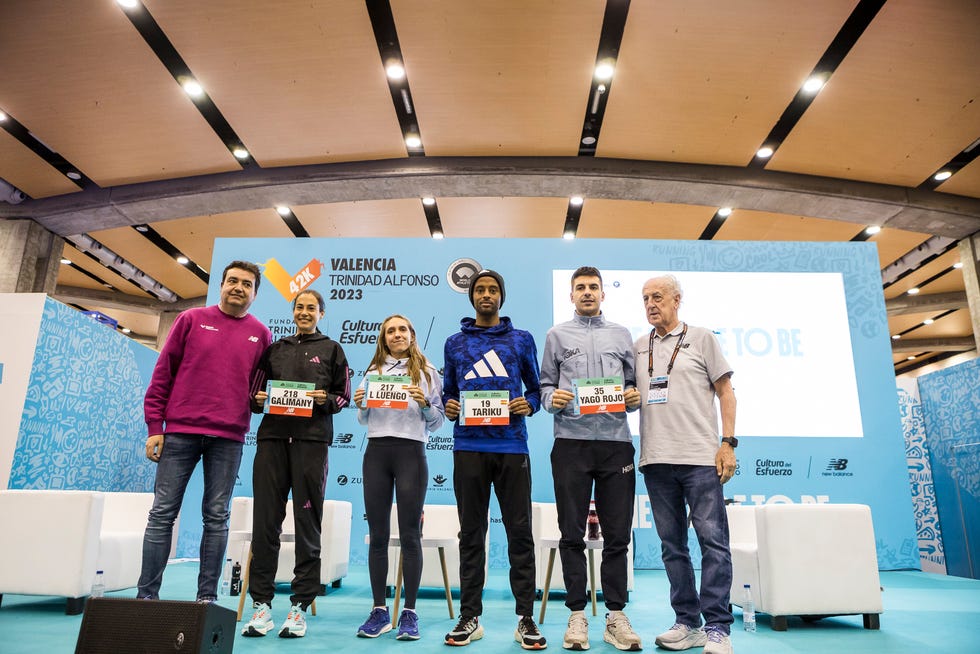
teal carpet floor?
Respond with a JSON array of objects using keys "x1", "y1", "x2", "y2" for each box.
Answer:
[{"x1": 1, "y1": 563, "x2": 978, "y2": 653}]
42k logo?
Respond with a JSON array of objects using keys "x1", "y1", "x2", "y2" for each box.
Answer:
[{"x1": 261, "y1": 257, "x2": 324, "y2": 301}]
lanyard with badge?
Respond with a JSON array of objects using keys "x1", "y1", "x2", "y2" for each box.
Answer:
[{"x1": 647, "y1": 323, "x2": 687, "y2": 404}]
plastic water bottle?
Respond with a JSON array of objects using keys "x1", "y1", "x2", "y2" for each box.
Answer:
[
  {"x1": 742, "y1": 584, "x2": 756, "y2": 632},
  {"x1": 587, "y1": 500, "x2": 601, "y2": 540},
  {"x1": 91, "y1": 570, "x2": 105, "y2": 598},
  {"x1": 220, "y1": 558, "x2": 232, "y2": 596}
]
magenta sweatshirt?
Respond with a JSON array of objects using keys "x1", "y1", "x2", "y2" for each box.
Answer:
[{"x1": 144, "y1": 305, "x2": 271, "y2": 441}]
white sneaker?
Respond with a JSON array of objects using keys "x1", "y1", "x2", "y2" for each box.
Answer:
[
  {"x1": 241, "y1": 602, "x2": 274, "y2": 637},
  {"x1": 603, "y1": 612, "x2": 641, "y2": 651},
  {"x1": 278, "y1": 604, "x2": 307, "y2": 638},
  {"x1": 703, "y1": 629, "x2": 733, "y2": 654},
  {"x1": 653, "y1": 623, "x2": 706, "y2": 650},
  {"x1": 563, "y1": 612, "x2": 589, "y2": 650}
]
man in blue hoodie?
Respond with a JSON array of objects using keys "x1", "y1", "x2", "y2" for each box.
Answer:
[
  {"x1": 442, "y1": 269, "x2": 546, "y2": 650},
  {"x1": 540, "y1": 267, "x2": 642, "y2": 652}
]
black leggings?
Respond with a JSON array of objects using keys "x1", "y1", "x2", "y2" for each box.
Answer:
[{"x1": 363, "y1": 437, "x2": 428, "y2": 608}]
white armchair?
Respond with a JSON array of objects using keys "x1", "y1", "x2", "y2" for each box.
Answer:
[
  {"x1": 727, "y1": 503, "x2": 883, "y2": 631},
  {"x1": 229, "y1": 497, "x2": 352, "y2": 588},
  {"x1": 531, "y1": 502, "x2": 634, "y2": 594},
  {"x1": 0, "y1": 490, "x2": 155, "y2": 615}
]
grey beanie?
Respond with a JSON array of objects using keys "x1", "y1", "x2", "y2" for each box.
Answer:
[{"x1": 468, "y1": 269, "x2": 506, "y2": 308}]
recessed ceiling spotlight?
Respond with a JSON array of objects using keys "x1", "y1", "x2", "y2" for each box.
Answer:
[
  {"x1": 432, "y1": 231, "x2": 444, "y2": 240},
  {"x1": 232, "y1": 147, "x2": 249, "y2": 159},
  {"x1": 176, "y1": 255, "x2": 189, "y2": 265},
  {"x1": 756, "y1": 146, "x2": 774, "y2": 158},
  {"x1": 953, "y1": 262, "x2": 964, "y2": 269},
  {"x1": 718, "y1": 207, "x2": 733, "y2": 217},
  {"x1": 802, "y1": 76, "x2": 825, "y2": 93},
  {"x1": 60, "y1": 258, "x2": 71, "y2": 265},
  {"x1": 66, "y1": 171, "x2": 82, "y2": 180},
  {"x1": 386, "y1": 62, "x2": 405, "y2": 80},
  {"x1": 276, "y1": 205, "x2": 290, "y2": 216},
  {"x1": 891, "y1": 334, "x2": 901, "y2": 340},
  {"x1": 934, "y1": 170, "x2": 953, "y2": 181},
  {"x1": 907, "y1": 287, "x2": 920, "y2": 295},
  {"x1": 135, "y1": 224, "x2": 149, "y2": 232},
  {"x1": 563, "y1": 232, "x2": 576, "y2": 240},
  {"x1": 569, "y1": 196, "x2": 584, "y2": 206},
  {"x1": 594, "y1": 60, "x2": 615, "y2": 81},
  {"x1": 422, "y1": 197, "x2": 436, "y2": 206},
  {"x1": 865, "y1": 225, "x2": 881, "y2": 235},
  {"x1": 405, "y1": 135, "x2": 422, "y2": 148},
  {"x1": 0, "y1": 111, "x2": 7, "y2": 121},
  {"x1": 122, "y1": 327, "x2": 132, "y2": 334},
  {"x1": 923, "y1": 318, "x2": 934, "y2": 325},
  {"x1": 181, "y1": 79, "x2": 204, "y2": 98},
  {"x1": 116, "y1": 0, "x2": 139, "y2": 7},
  {"x1": 907, "y1": 355, "x2": 916, "y2": 361},
  {"x1": 581, "y1": 136, "x2": 596, "y2": 145}
]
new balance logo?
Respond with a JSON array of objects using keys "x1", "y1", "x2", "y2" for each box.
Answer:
[
  {"x1": 310, "y1": 355, "x2": 321, "y2": 363},
  {"x1": 463, "y1": 349, "x2": 508, "y2": 380},
  {"x1": 200, "y1": 324, "x2": 218, "y2": 331},
  {"x1": 248, "y1": 336, "x2": 259, "y2": 342}
]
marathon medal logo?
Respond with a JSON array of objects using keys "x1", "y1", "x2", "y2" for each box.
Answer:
[{"x1": 447, "y1": 258, "x2": 481, "y2": 294}]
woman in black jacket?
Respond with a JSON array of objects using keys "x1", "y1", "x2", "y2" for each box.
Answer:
[{"x1": 242, "y1": 289, "x2": 350, "y2": 639}]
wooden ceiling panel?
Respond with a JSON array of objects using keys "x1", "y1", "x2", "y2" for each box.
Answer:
[
  {"x1": 0, "y1": 1, "x2": 239, "y2": 187},
  {"x1": 153, "y1": 209, "x2": 294, "y2": 274},
  {"x1": 900, "y1": 309, "x2": 975, "y2": 339},
  {"x1": 439, "y1": 197, "x2": 566, "y2": 237},
  {"x1": 577, "y1": 201, "x2": 714, "y2": 239},
  {"x1": 883, "y1": 249, "x2": 962, "y2": 298},
  {"x1": 392, "y1": 0, "x2": 604, "y2": 156},
  {"x1": 58, "y1": 244, "x2": 151, "y2": 297},
  {"x1": 713, "y1": 210, "x2": 861, "y2": 241},
  {"x1": 0, "y1": 130, "x2": 80, "y2": 199},
  {"x1": 937, "y1": 156, "x2": 980, "y2": 200},
  {"x1": 599, "y1": 0, "x2": 857, "y2": 164},
  {"x1": 867, "y1": 227, "x2": 932, "y2": 269},
  {"x1": 87, "y1": 227, "x2": 208, "y2": 300},
  {"x1": 144, "y1": 1, "x2": 406, "y2": 167},
  {"x1": 294, "y1": 199, "x2": 429, "y2": 237},
  {"x1": 770, "y1": 2, "x2": 980, "y2": 187},
  {"x1": 888, "y1": 312, "x2": 934, "y2": 336}
]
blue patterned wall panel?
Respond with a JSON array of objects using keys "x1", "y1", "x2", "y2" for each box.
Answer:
[{"x1": 8, "y1": 297, "x2": 158, "y2": 491}]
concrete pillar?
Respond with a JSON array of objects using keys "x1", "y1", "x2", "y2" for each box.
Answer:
[
  {"x1": 957, "y1": 235, "x2": 980, "y2": 353},
  {"x1": 156, "y1": 310, "x2": 180, "y2": 351},
  {"x1": 0, "y1": 219, "x2": 64, "y2": 294}
]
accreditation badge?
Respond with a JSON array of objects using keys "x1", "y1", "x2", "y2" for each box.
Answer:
[
  {"x1": 265, "y1": 380, "x2": 316, "y2": 417},
  {"x1": 646, "y1": 376, "x2": 669, "y2": 404},
  {"x1": 365, "y1": 374, "x2": 412, "y2": 409},
  {"x1": 571, "y1": 376, "x2": 626, "y2": 415},
  {"x1": 461, "y1": 390, "x2": 510, "y2": 426}
]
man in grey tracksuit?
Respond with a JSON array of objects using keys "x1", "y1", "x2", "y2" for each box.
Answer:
[{"x1": 539, "y1": 266, "x2": 642, "y2": 652}]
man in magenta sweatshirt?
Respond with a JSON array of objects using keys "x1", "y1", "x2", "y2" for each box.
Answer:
[{"x1": 137, "y1": 260, "x2": 272, "y2": 602}]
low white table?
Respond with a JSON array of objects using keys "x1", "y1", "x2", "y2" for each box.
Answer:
[
  {"x1": 538, "y1": 537, "x2": 604, "y2": 623},
  {"x1": 365, "y1": 534, "x2": 456, "y2": 626}
]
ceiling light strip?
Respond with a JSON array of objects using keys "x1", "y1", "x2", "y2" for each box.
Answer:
[
  {"x1": 273, "y1": 208, "x2": 310, "y2": 238},
  {"x1": 578, "y1": 0, "x2": 631, "y2": 156},
  {"x1": 118, "y1": 4, "x2": 252, "y2": 164},
  {"x1": 895, "y1": 350, "x2": 964, "y2": 374},
  {"x1": 130, "y1": 225, "x2": 210, "y2": 283},
  {"x1": 62, "y1": 260, "x2": 115, "y2": 290},
  {"x1": 562, "y1": 199, "x2": 585, "y2": 238},
  {"x1": 365, "y1": 0, "x2": 426, "y2": 157},
  {"x1": 748, "y1": 0, "x2": 886, "y2": 168},
  {"x1": 421, "y1": 198, "x2": 444, "y2": 238},
  {"x1": 917, "y1": 138, "x2": 980, "y2": 190},
  {"x1": 697, "y1": 208, "x2": 732, "y2": 240},
  {"x1": 0, "y1": 109, "x2": 92, "y2": 189}
]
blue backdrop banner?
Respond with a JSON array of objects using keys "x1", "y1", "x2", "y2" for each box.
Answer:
[{"x1": 189, "y1": 238, "x2": 918, "y2": 569}]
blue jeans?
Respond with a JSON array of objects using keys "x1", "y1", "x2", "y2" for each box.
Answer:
[
  {"x1": 642, "y1": 464, "x2": 733, "y2": 635},
  {"x1": 137, "y1": 434, "x2": 243, "y2": 601}
]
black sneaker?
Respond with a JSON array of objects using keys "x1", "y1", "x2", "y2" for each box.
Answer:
[
  {"x1": 515, "y1": 615, "x2": 547, "y2": 650},
  {"x1": 446, "y1": 615, "x2": 483, "y2": 646}
]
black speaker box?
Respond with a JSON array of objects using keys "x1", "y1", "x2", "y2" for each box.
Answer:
[{"x1": 75, "y1": 597, "x2": 235, "y2": 653}]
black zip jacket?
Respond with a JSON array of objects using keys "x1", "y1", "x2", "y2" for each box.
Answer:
[{"x1": 251, "y1": 331, "x2": 351, "y2": 444}]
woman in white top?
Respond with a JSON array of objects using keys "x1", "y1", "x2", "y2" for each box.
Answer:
[{"x1": 353, "y1": 314, "x2": 445, "y2": 641}]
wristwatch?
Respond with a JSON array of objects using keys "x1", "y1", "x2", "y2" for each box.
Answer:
[{"x1": 721, "y1": 436, "x2": 738, "y2": 448}]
